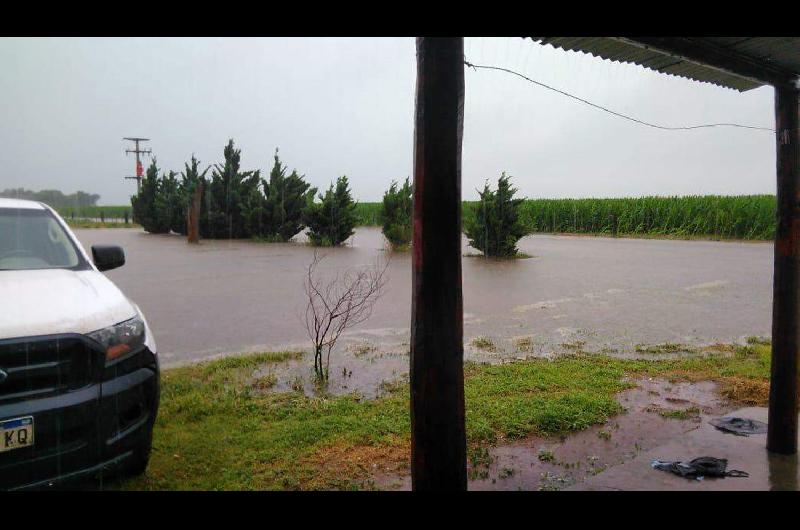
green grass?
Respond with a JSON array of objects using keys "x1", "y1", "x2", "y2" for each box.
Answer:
[
  {"x1": 634, "y1": 342, "x2": 696, "y2": 354},
  {"x1": 118, "y1": 342, "x2": 773, "y2": 490},
  {"x1": 657, "y1": 406, "x2": 701, "y2": 420},
  {"x1": 470, "y1": 336, "x2": 497, "y2": 352},
  {"x1": 56, "y1": 205, "x2": 132, "y2": 222}
]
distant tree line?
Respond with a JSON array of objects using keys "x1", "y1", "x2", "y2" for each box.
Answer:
[{"x1": 1, "y1": 188, "x2": 100, "y2": 208}]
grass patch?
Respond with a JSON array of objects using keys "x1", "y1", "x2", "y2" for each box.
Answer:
[
  {"x1": 646, "y1": 405, "x2": 701, "y2": 420},
  {"x1": 66, "y1": 220, "x2": 139, "y2": 229},
  {"x1": 252, "y1": 373, "x2": 277, "y2": 391},
  {"x1": 746, "y1": 336, "x2": 771, "y2": 346},
  {"x1": 350, "y1": 343, "x2": 377, "y2": 358},
  {"x1": 464, "y1": 252, "x2": 534, "y2": 260},
  {"x1": 471, "y1": 336, "x2": 497, "y2": 352},
  {"x1": 118, "y1": 343, "x2": 773, "y2": 490},
  {"x1": 515, "y1": 336, "x2": 536, "y2": 353},
  {"x1": 635, "y1": 343, "x2": 696, "y2": 354},
  {"x1": 537, "y1": 449, "x2": 556, "y2": 463}
]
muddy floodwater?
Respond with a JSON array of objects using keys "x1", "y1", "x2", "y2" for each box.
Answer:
[{"x1": 75, "y1": 227, "x2": 773, "y2": 381}]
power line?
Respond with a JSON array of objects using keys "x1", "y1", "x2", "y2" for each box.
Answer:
[{"x1": 464, "y1": 60, "x2": 776, "y2": 134}]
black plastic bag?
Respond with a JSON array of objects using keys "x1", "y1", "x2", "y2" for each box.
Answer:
[
  {"x1": 651, "y1": 457, "x2": 749, "y2": 479},
  {"x1": 709, "y1": 417, "x2": 768, "y2": 437}
]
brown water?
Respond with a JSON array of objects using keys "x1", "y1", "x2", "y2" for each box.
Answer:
[{"x1": 75, "y1": 227, "x2": 773, "y2": 381}]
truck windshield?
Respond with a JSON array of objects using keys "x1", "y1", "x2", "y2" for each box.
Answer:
[{"x1": 0, "y1": 208, "x2": 86, "y2": 270}]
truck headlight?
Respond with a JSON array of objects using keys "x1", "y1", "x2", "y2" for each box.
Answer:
[{"x1": 87, "y1": 316, "x2": 146, "y2": 362}]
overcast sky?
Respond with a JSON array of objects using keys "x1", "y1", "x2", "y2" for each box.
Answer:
[{"x1": 0, "y1": 37, "x2": 777, "y2": 205}]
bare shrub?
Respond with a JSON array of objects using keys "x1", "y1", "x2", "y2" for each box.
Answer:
[{"x1": 303, "y1": 251, "x2": 388, "y2": 382}]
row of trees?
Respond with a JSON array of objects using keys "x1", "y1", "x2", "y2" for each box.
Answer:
[
  {"x1": 380, "y1": 174, "x2": 527, "y2": 257},
  {"x1": 1, "y1": 188, "x2": 100, "y2": 208},
  {"x1": 132, "y1": 140, "x2": 359, "y2": 246},
  {"x1": 132, "y1": 139, "x2": 526, "y2": 256}
]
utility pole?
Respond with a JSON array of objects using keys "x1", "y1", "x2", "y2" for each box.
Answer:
[{"x1": 123, "y1": 137, "x2": 152, "y2": 193}]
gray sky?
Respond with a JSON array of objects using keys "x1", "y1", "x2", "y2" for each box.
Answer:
[{"x1": 0, "y1": 37, "x2": 777, "y2": 205}]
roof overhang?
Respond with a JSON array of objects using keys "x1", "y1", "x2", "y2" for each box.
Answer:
[{"x1": 529, "y1": 37, "x2": 800, "y2": 91}]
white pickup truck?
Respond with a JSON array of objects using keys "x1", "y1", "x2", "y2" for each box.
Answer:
[{"x1": 0, "y1": 198, "x2": 159, "y2": 489}]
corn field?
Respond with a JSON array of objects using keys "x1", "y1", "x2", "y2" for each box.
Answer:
[
  {"x1": 57, "y1": 196, "x2": 777, "y2": 240},
  {"x1": 511, "y1": 195, "x2": 776, "y2": 240},
  {"x1": 362, "y1": 195, "x2": 775, "y2": 240},
  {"x1": 354, "y1": 202, "x2": 382, "y2": 226}
]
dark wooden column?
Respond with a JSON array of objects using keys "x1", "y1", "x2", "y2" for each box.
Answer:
[
  {"x1": 187, "y1": 181, "x2": 202, "y2": 244},
  {"x1": 768, "y1": 82, "x2": 800, "y2": 455},
  {"x1": 410, "y1": 37, "x2": 467, "y2": 490}
]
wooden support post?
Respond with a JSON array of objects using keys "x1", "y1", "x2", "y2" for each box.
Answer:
[
  {"x1": 410, "y1": 37, "x2": 467, "y2": 490},
  {"x1": 768, "y1": 82, "x2": 800, "y2": 455},
  {"x1": 187, "y1": 181, "x2": 202, "y2": 244}
]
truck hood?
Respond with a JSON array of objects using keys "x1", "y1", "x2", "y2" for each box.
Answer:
[{"x1": 0, "y1": 269, "x2": 137, "y2": 339}]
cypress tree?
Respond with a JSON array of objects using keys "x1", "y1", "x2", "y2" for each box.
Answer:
[
  {"x1": 304, "y1": 175, "x2": 357, "y2": 246},
  {"x1": 380, "y1": 177, "x2": 413, "y2": 249},
  {"x1": 131, "y1": 159, "x2": 167, "y2": 233},
  {"x1": 260, "y1": 148, "x2": 316, "y2": 242},
  {"x1": 174, "y1": 156, "x2": 210, "y2": 235},
  {"x1": 464, "y1": 172, "x2": 527, "y2": 257},
  {"x1": 155, "y1": 170, "x2": 180, "y2": 233},
  {"x1": 206, "y1": 139, "x2": 257, "y2": 239}
]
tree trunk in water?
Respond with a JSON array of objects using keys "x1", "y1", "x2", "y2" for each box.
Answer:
[{"x1": 188, "y1": 181, "x2": 203, "y2": 244}]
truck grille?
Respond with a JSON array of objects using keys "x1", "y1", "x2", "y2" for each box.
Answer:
[{"x1": 0, "y1": 335, "x2": 101, "y2": 403}]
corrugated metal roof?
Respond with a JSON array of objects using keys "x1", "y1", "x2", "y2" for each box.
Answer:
[{"x1": 528, "y1": 37, "x2": 800, "y2": 91}]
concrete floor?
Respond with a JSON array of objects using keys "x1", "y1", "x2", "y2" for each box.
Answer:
[{"x1": 573, "y1": 407, "x2": 799, "y2": 491}]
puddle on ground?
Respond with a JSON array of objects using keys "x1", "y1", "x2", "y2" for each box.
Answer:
[
  {"x1": 372, "y1": 378, "x2": 728, "y2": 491},
  {"x1": 252, "y1": 340, "x2": 410, "y2": 399},
  {"x1": 244, "y1": 331, "x2": 746, "y2": 401}
]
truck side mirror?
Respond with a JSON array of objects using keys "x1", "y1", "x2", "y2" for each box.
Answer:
[{"x1": 92, "y1": 245, "x2": 125, "y2": 271}]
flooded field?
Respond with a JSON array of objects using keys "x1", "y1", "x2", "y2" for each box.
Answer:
[{"x1": 75, "y1": 227, "x2": 773, "y2": 382}]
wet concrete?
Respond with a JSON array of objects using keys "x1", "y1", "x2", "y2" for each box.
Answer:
[
  {"x1": 75, "y1": 227, "x2": 773, "y2": 373},
  {"x1": 574, "y1": 405, "x2": 800, "y2": 491}
]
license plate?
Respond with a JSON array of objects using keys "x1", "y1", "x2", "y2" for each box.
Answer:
[{"x1": 0, "y1": 416, "x2": 34, "y2": 453}]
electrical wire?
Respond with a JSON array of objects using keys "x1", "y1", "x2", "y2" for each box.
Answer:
[{"x1": 464, "y1": 60, "x2": 776, "y2": 134}]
